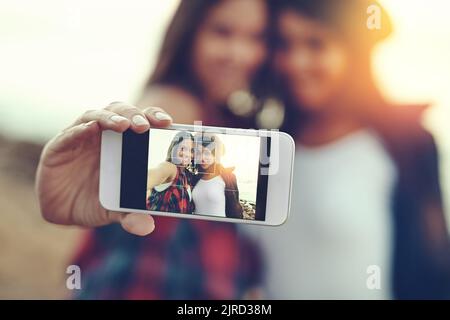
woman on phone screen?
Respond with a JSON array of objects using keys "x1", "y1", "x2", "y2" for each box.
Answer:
[
  {"x1": 192, "y1": 133, "x2": 243, "y2": 219},
  {"x1": 147, "y1": 131, "x2": 195, "y2": 214}
]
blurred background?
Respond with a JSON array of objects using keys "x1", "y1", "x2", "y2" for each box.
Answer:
[{"x1": 0, "y1": 0, "x2": 449, "y2": 298}]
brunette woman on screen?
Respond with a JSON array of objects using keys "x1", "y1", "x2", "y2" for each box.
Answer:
[
  {"x1": 146, "y1": 131, "x2": 195, "y2": 214},
  {"x1": 191, "y1": 133, "x2": 243, "y2": 219}
]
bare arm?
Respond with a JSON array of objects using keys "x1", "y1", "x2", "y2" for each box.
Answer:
[{"x1": 147, "y1": 162, "x2": 177, "y2": 196}]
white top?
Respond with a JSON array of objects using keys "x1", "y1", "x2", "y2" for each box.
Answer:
[
  {"x1": 241, "y1": 129, "x2": 397, "y2": 299},
  {"x1": 192, "y1": 176, "x2": 226, "y2": 217}
]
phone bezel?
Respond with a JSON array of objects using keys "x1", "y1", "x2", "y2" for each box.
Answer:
[{"x1": 99, "y1": 124, "x2": 294, "y2": 226}]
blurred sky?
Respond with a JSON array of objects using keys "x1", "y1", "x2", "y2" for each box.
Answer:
[
  {"x1": 0, "y1": 0, "x2": 179, "y2": 141},
  {"x1": 0, "y1": 0, "x2": 449, "y2": 213},
  {"x1": 374, "y1": 0, "x2": 450, "y2": 216}
]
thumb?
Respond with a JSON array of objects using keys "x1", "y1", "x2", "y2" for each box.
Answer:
[{"x1": 107, "y1": 211, "x2": 155, "y2": 236}]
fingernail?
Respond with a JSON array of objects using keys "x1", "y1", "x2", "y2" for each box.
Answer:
[
  {"x1": 132, "y1": 114, "x2": 149, "y2": 127},
  {"x1": 110, "y1": 115, "x2": 128, "y2": 123},
  {"x1": 84, "y1": 120, "x2": 97, "y2": 127},
  {"x1": 154, "y1": 111, "x2": 172, "y2": 121}
]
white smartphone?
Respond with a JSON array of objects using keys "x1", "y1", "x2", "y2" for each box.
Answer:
[{"x1": 99, "y1": 124, "x2": 295, "y2": 226}]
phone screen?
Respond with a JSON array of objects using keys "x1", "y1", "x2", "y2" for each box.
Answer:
[{"x1": 120, "y1": 128, "x2": 270, "y2": 221}]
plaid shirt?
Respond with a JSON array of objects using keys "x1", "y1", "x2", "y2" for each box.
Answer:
[
  {"x1": 147, "y1": 167, "x2": 194, "y2": 214},
  {"x1": 72, "y1": 216, "x2": 262, "y2": 299}
]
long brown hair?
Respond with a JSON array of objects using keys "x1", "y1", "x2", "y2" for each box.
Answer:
[
  {"x1": 145, "y1": 0, "x2": 222, "y2": 96},
  {"x1": 142, "y1": 0, "x2": 274, "y2": 129}
]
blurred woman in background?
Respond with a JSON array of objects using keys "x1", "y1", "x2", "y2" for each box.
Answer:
[
  {"x1": 37, "y1": 0, "x2": 270, "y2": 299},
  {"x1": 243, "y1": 0, "x2": 450, "y2": 299}
]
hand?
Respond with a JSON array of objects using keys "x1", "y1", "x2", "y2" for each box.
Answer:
[{"x1": 35, "y1": 102, "x2": 173, "y2": 236}]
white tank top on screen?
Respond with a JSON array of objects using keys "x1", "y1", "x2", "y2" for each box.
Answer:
[
  {"x1": 241, "y1": 129, "x2": 397, "y2": 299},
  {"x1": 192, "y1": 175, "x2": 226, "y2": 217}
]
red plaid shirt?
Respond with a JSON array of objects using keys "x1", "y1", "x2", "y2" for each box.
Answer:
[{"x1": 72, "y1": 216, "x2": 262, "y2": 299}]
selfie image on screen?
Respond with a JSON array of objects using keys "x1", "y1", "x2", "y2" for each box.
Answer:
[
  {"x1": 119, "y1": 128, "x2": 270, "y2": 221},
  {"x1": 145, "y1": 128, "x2": 267, "y2": 220}
]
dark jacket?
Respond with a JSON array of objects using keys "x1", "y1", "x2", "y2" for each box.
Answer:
[
  {"x1": 219, "y1": 165, "x2": 244, "y2": 219},
  {"x1": 367, "y1": 104, "x2": 450, "y2": 299},
  {"x1": 281, "y1": 102, "x2": 450, "y2": 299}
]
